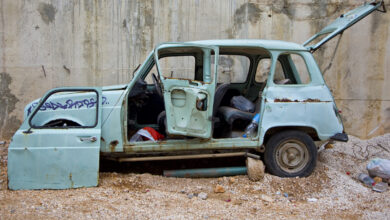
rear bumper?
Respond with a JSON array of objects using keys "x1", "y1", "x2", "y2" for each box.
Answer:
[{"x1": 330, "y1": 133, "x2": 348, "y2": 142}]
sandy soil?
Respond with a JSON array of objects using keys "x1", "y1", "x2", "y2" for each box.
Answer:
[{"x1": 1, "y1": 134, "x2": 389, "y2": 219}]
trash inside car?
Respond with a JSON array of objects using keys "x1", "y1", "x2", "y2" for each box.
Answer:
[{"x1": 8, "y1": 1, "x2": 386, "y2": 189}]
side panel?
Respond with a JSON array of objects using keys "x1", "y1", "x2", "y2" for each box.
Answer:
[
  {"x1": 8, "y1": 88, "x2": 102, "y2": 190},
  {"x1": 260, "y1": 85, "x2": 343, "y2": 142}
]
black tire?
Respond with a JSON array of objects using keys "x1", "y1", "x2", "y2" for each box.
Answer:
[{"x1": 264, "y1": 130, "x2": 317, "y2": 177}]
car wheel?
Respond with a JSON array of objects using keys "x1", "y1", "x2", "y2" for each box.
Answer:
[{"x1": 264, "y1": 130, "x2": 317, "y2": 177}]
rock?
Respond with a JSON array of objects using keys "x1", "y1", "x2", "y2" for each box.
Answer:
[
  {"x1": 374, "y1": 176, "x2": 383, "y2": 183},
  {"x1": 214, "y1": 184, "x2": 225, "y2": 193},
  {"x1": 187, "y1": 193, "x2": 194, "y2": 199},
  {"x1": 198, "y1": 192, "x2": 208, "y2": 200},
  {"x1": 260, "y1": 194, "x2": 274, "y2": 202},
  {"x1": 229, "y1": 177, "x2": 236, "y2": 184},
  {"x1": 246, "y1": 158, "x2": 265, "y2": 181},
  {"x1": 253, "y1": 186, "x2": 261, "y2": 191}
]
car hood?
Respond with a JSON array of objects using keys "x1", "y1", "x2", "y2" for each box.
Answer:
[{"x1": 102, "y1": 84, "x2": 128, "y2": 91}]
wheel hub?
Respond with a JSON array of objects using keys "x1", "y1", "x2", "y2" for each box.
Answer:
[{"x1": 276, "y1": 140, "x2": 309, "y2": 173}]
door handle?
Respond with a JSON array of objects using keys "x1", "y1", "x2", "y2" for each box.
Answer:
[{"x1": 80, "y1": 136, "x2": 97, "y2": 142}]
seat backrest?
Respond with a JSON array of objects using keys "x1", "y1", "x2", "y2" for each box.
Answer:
[{"x1": 213, "y1": 83, "x2": 230, "y2": 116}]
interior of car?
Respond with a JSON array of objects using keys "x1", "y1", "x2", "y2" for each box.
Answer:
[{"x1": 126, "y1": 47, "x2": 310, "y2": 141}]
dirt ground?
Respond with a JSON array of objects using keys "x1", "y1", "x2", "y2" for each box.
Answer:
[{"x1": 1, "y1": 134, "x2": 390, "y2": 219}]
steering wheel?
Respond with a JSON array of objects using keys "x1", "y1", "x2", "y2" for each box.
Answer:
[{"x1": 152, "y1": 73, "x2": 163, "y2": 98}]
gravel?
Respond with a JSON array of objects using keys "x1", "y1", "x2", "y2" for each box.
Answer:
[{"x1": 1, "y1": 134, "x2": 390, "y2": 219}]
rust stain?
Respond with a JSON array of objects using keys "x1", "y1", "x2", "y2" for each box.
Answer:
[
  {"x1": 69, "y1": 173, "x2": 74, "y2": 188},
  {"x1": 303, "y1": 98, "x2": 321, "y2": 102},
  {"x1": 109, "y1": 140, "x2": 119, "y2": 152},
  {"x1": 273, "y1": 98, "x2": 331, "y2": 103},
  {"x1": 274, "y1": 98, "x2": 298, "y2": 102}
]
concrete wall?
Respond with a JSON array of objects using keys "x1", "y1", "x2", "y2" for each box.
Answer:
[{"x1": 1, "y1": 0, "x2": 389, "y2": 140}]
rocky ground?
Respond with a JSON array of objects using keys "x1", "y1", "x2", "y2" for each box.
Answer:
[{"x1": 1, "y1": 134, "x2": 390, "y2": 219}]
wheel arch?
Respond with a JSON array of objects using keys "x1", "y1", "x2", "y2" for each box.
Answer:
[{"x1": 262, "y1": 126, "x2": 319, "y2": 145}]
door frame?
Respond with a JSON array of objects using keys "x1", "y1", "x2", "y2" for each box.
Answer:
[{"x1": 8, "y1": 87, "x2": 103, "y2": 190}]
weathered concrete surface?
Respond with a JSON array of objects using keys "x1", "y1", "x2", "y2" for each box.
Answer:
[{"x1": 0, "y1": 0, "x2": 389, "y2": 140}]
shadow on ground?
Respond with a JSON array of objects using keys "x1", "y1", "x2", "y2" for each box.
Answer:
[{"x1": 100, "y1": 157, "x2": 247, "y2": 175}]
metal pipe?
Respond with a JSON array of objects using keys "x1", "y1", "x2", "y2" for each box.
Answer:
[
  {"x1": 116, "y1": 152, "x2": 247, "y2": 162},
  {"x1": 163, "y1": 167, "x2": 247, "y2": 178}
]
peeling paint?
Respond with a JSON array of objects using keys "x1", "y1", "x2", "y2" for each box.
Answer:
[{"x1": 274, "y1": 98, "x2": 298, "y2": 103}]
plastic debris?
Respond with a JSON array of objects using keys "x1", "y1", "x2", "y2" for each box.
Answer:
[
  {"x1": 283, "y1": 193, "x2": 289, "y2": 198},
  {"x1": 0, "y1": 141, "x2": 5, "y2": 145},
  {"x1": 307, "y1": 198, "x2": 318, "y2": 202},
  {"x1": 358, "y1": 173, "x2": 375, "y2": 187},
  {"x1": 372, "y1": 182, "x2": 388, "y2": 193},
  {"x1": 130, "y1": 127, "x2": 164, "y2": 142},
  {"x1": 243, "y1": 114, "x2": 260, "y2": 138},
  {"x1": 367, "y1": 158, "x2": 390, "y2": 179}
]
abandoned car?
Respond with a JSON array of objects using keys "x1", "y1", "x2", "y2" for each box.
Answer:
[{"x1": 8, "y1": 1, "x2": 385, "y2": 189}]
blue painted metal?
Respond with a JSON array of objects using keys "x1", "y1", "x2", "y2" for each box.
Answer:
[
  {"x1": 8, "y1": 87, "x2": 102, "y2": 190},
  {"x1": 303, "y1": 0, "x2": 384, "y2": 52},
  {"x1": 163, "y1": 167, "x2": 247, "y2": 178}
]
